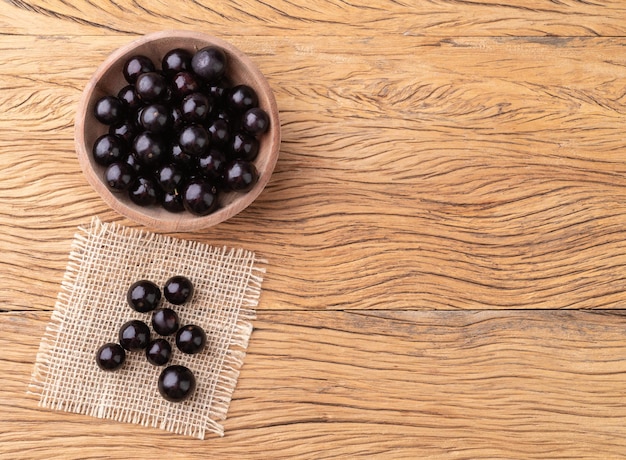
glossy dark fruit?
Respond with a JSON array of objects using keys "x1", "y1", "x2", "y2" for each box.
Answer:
[
  {"x1": 215, "y1": 108, "x2": 233, "y2": 125},
  {"x1": 226, "y1": 85, "x2": 258, "y2": 113},
  {"x1": 151, "y1": 307, "x2": 180, "y2": 336},
  {"x1": 105, "y1": 161, "x2": 135, "y2": 192},
  {"x1": 206, "y1": 82, "x2": 228, "y2": 101},
  {"x1": 92, "y1": 134, "x2": 126, "y2": 166},
  {"x1": 139, "y1": 103, "x2": 171, "y2": 133},
  {"x1": 161, "y1": 86, "x2": 173, "y2": 105},
  {"x1": 179, "y1": 124, "x2": 210, "y2": 156},
  {"x1": 183, "y1": 179, "x2": 218, "y2": 216},
  {"x1": 170, "y1": 106, "x2": 184, "y2": 132},
  {"x1": 241, "y1": 107, "x2": 270, "y2": 136},
  {"x1": 176, "y1": 324, "x2": 207, "y2": 354},
  {"x1": 145, "y1": 338, "x2": 172, "y2": 366},
  {"x1": 161, "y1": 191, "x2": 185, "y2": 213},
  {"x1": 163, "y1": 275, "x2": 194, "y2": 305},
  {"x1": 162, "y1": 48, "x2": 192, "y2": 75},
  {"x1": 158, "y1": 365, "x2": 196, "y2": 402},
  {"x1": 134, "y1": 107, "x2": 145, "y2": 128},
  {"x1": 125, "y1": 152, "x2": 143, "y2": 173},
  {"x1": 136, "y1": 71, "x2": 168, "y2": 103},
  {"x1": 109, "y1": 120, "x2": 137, "y2": 145},
  {"x1": 123, "y1": 55, "x2": 155, "y2": 84},
  {"x1": 157, "y1": 163, "x2": 184, "y2": 193},
  {"x1": 129, "y1": 176, "x2": 160, "y2": 206},
  {"x1": 197, "y1": 148, "x2": 226, "y2": 180},
  {"x1": 224, "y1": 160, "x2": 258, "y2": 192},
  {"x1": 96, "y1": 342, "x2": 126, "y2": 371},
  {"x1": 181, "y1": 92, "x2": 212, "y2": 123},
  {"x1": 118, "y1": 319, "x2": 151, "y2": 351},
  {"x1": 117, "y1": 85, "x2": 142, "y2": 111},
  {"x1": 94, "y1": 96, "x2": 125, "y2": 125},
  {"x1": 127, "y1": 279, "x2": 162, "y2": 312},
  {"x1": 170, "y1": 143, "x2": 194, "y2": 170},
  {"x1": 133, "y1": 131, "x2": 167, "y2": 167},
  {"x1": 170, "y1": 71, "x2": 201, "y2": 100},
  {"x1": 191, "y1": 46, "x2": 227, "y2": 81},
  {"x1": 207, "y1": 118, "x2": 230, "y2": 146},
  {"x1": 229, "y1": 131, "x2": 259, "y2": 161},
  {"x1": 91, "y1": 45, "x2": 268, "y2": 219}
]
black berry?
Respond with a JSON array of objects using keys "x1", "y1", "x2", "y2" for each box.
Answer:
[
  {"x1": 226, "y1": 85, "x2": 258, "y2": 113},
  {"x1": 170, "y1": 71, "x2": 201, "y2": 100},
  {"x1": 241, "y1": 107, "x2": 270, "y2": 136},
  {"x1": 139, "y1": 104, "x2": 171, "y2": 133},
  {"x1": 145, "y1": 338, "x2": 172, "y2": 366},
  {"x1": 117, "y1": 85, "x2": 142, "y2": 111},
  {"x1": 128, "y1": 176, "x2": 160, "y2": 207},
  {"x1": 170, "y1": 106, "x2": 184, "y2": 132},
  {"x1": 224, "y1": 160, "x2": 258, "y2": 192},
  {"x1": 179, "y1": 124, "x2": 210, "y2": 156},
  {"x1": 92, "y1": 134, "x2": 126, "y2": 166},
  {"x1": 191, "y1": 46, "x2": 227, "y2": 81},
  {"x1": 170, "y1": 143, "x2": 195, "y2": 170},
  {"x1": 123, "y1": 55, "x2": 155, "y2": 84},
  {"x1": 109, "y1": 120, "x2": 137, "y2": 145},
  {"x1": 229, "y1": 131, "x2": 259, "y2": 161},
  {"x1": 176, "y1": 324, "x2": 207, "y2": 354},
  {"x1": 181, "y1": 92, "x2": 212, "y2": 123},
  {"x1": 215, "y1": 108, "x2": 233, "y2": 125},
  {"x1": 124, "y1": 152, "x2": 143, "y2": 173},
  {"x1": 127, "y1": 279, "x2": 162, "y2": 312},
  {"x1": 94, "y1": 96, "x2": 125, "y2": 125},
  {"x1": 104, "y1": 161, "x2": 135, "y2": 192},
  {"x1": 197, "y1": 148, "x2": 226, "y2": 180},
  {"x1": 133, "y1": 131, "x2": 167, "y2": 167},
  {"x1": 207, "y1": 118, "x2": 230, "y2": 146},
  {"x1": 136, "y1": 71, "x2": 168, "y2": 103},
  {"x1": 207, "y1": 81, "x2": 229, "y2": 101},
  {"x1": 158, "y1": 365, "x2": 196, "y2": 402},
  {"x1": 151, "y1": 307, "x2": 180, "y2": 336},
  {"x1": 163, "y1": 275, "x2": 194, "y2": 305},
  {"x1": 118, "y1": 319, "x2": 151, "y2": 351},
  {"x1": 161, "y1": 191, "x2": 185, "y2": 213},
  {"x1": 162, "y1": 48, "x2": 192, "y2": 75},
  {"x1": 156, "y1": 163, "x2": 185, "y2": 193},
  {"x1": 96, "y1": 342, "x2": 126, "y2": 371},
  {"x1": 183, "y1": 179, "x2": 218, "y2": 216}
]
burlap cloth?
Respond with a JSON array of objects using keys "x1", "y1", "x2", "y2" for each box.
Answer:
[{"x1": 29, "y1": 217, "x2": 265, "y2": 439}]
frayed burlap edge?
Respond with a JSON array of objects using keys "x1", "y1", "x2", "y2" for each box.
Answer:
[{"x1": 28, "y1": 217, "x2": 265, "y2": 439}]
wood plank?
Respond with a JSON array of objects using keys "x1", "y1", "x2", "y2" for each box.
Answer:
[
  {"x1": 2, "y1": 0, "x2": 626, "y2": 37},
  {"x1": 3, "y1": 310, "x2": 626, "y2": 458},
  {"x1": 1, "y1": 35, "x2": 626, "y2": 311},
  {"x1": 2, "y1": 1, "x2": 624, "y2": 459}
]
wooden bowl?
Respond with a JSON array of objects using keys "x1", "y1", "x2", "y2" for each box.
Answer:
[{"x1": 75, "y1": 30, "x2": 280, "y2": 232}]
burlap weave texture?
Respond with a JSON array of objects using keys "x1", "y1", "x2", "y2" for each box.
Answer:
[{"x1": 29, "y1": 217, "x2": 264, "y2": 439}]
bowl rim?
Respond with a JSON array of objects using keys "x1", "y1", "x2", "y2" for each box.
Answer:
[{"x1": 74, "y1": 30, "x2": 280, "y2": 232}]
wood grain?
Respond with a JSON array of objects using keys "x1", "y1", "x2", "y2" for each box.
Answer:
[
  {"x1": 2, "y1": 0, "x2": 626, "y2": 37},
  {"x1": 2, "y1": 1, "x2": 626, "y2": 457},
  {"x1": 1, "y1": 35, "x2": 626, "y2": 311},
  {"x1": 3, "y1": 310, "x2": 626, "y2": 459}
]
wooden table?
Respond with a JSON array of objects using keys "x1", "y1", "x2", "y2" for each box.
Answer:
[{"x1": 1, "y1": 2, "x2": 626, "y2": 458}]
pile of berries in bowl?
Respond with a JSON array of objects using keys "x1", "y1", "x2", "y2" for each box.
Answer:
[{"x1": 75, "y1": 31, "x2": 280, "y2": 232}]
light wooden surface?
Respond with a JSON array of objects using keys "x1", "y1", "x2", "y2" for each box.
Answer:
[{"x1": 1, "y1": 1, "x2": 626, "y2": 459}]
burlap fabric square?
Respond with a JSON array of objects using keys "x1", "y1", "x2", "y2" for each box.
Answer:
[{"x1": 29, "y1": 217, "x2": 265, "y2": 439}]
